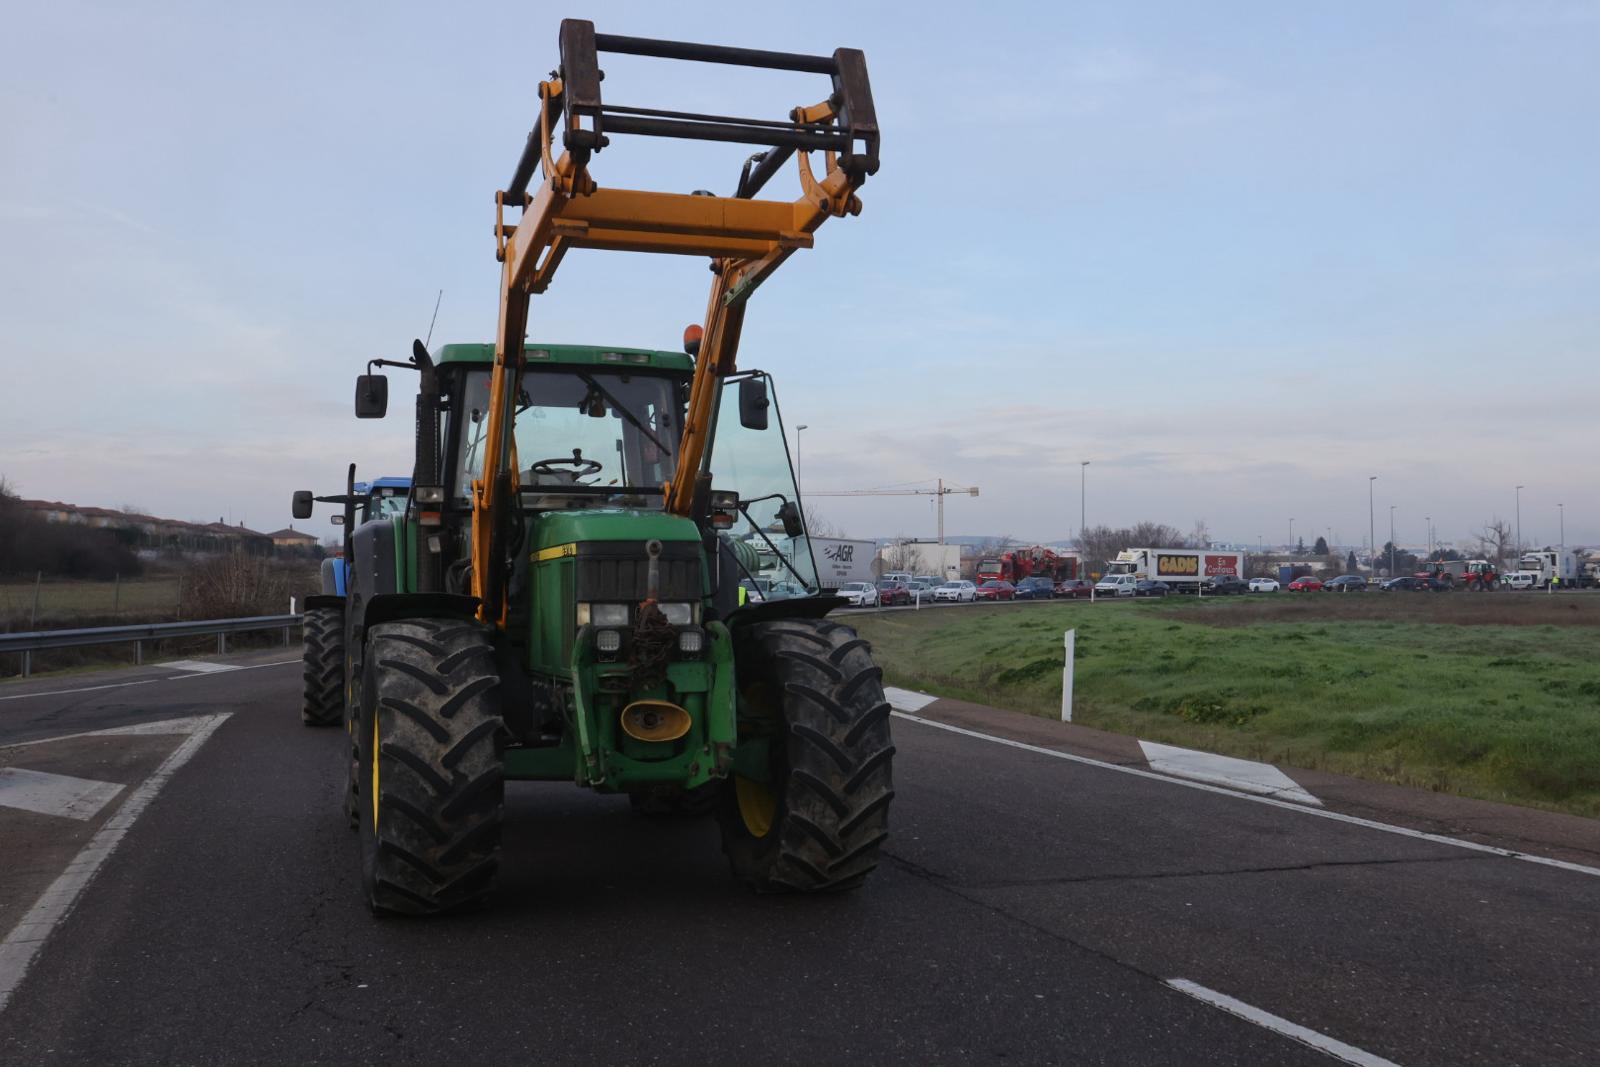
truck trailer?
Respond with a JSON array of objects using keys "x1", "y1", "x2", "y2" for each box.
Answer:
[
  {"x1": 1517, "y1": 549, "x2": 1582, "y2": 588},
  {"x1": 1104, "y1": 548, "x2": 1244, "y2": 593},
  {"x1": 778, "y1": 536, "x2": 877, "y2": 591}
]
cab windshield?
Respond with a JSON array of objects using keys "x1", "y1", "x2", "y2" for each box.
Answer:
[{"x1": 454, "y1": 367, "x2": 685, "y2": 502}]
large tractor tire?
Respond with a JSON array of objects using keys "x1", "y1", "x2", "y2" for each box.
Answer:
[
  {"x1": 720, "y1": 617, "x2": 895, "y2": 893},
  {"x1": 301, "y1": 607, "x2": 344, "y2": 728},
  {"x1": 357, "y1": 618, "x2": 503, "y2": 915}
]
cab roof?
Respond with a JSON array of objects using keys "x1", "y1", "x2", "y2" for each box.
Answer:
[{"x1": 434, "y1": 342, "x2": 692, "y2": 373}]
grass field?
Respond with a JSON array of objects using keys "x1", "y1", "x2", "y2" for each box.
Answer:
[
  {"x1": 850, "y1": 594, "x2": 1600, "y2": 817},
  {"x1": 0, "y1": 576, "x2": 183, "y2": 626}
]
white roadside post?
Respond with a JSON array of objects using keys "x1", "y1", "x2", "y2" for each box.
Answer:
[{"x1": 1061, "y1": 628, "x2": 1076, "y2": 722}]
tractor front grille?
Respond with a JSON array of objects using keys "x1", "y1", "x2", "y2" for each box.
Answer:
[{"x1": 574, "y1": 541, "x2": 701, "y2": 602}]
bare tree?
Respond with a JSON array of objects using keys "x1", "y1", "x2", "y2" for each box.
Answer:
[
  {"x1": 1472, "y1": 518, "x2": 1515, "y2": 567},
  {"x1": 1187, "y1": 519, "x2": 1212, "y2": 549},
  {"x1": 802, "y1": 505, "x2": 844, "y2": 539}
]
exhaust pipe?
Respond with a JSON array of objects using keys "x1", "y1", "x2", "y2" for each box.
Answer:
[{"x1": 619, "y1": 700, "x2": 691, "y2": 742}]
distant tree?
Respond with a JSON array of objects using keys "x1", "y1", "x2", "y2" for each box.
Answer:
[
  {"x1": 1076, "y1": 522, "x2": 1188, "y2": 575},
  {"x1": 1187, "y1": 519, "x2": 1211, "y2": 549},
  {"x1": 1243, "y1": 553, "x2": 1277, "y2": 579},
  {"x1": 802, "y1": 505, "x2": 844, "y2": 539},
  {"x1": 1313, "y1": 535, "x2": 1329, "y2": 556},
  {"x1": 1346, "y1": 549, "x2": 1359, "y2": 573},
  {"x1": 1428, "y1": 547, "x2": 1462, "y2": 563},
  {"x1": 1377, "y1": 541, "x2": 1419, "y2": 578},
  {"x1": 1471, "y1": 519, "x2": 1515, "y2": 568},
  {"x1": 1295, "y1": 536, "x2": 1307, "y2": 556}
]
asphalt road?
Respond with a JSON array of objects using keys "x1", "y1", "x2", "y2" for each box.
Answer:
[{"x1": 2, "y1": 654, "x2": 1597, "y2": 1065}]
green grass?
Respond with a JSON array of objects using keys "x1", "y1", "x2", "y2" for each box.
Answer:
[
  {"x1": 0, "y1": 577, "x2": 183, "y2": 626},
  {"x1": 851, "y1": 595, "x2": 1600, "y2": 818}
]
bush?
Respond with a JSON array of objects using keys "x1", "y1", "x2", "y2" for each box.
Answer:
[{"x1": 0, "y1": 480, "x2": 143, "y2": 580}]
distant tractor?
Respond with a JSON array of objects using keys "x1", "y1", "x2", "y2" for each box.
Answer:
[
  {"x1": 332, "y1": 22, "x2": 891, "y2": 915},
  {"x1": 290, "y1": 468, "x2": 412, "y2": 727},
  {"x1": 1419, "y1": 559, "x2": 1497, "y2": 590}
]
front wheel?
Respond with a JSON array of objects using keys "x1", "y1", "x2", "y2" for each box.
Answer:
[
  {"x1": 720, "y1": 618, "x2": 894, "y2": 893},
  {"x1": 357, "y1": 618, "x2": 503, "y2": 915},
  {"x1": 301, "y1": 607, "x2": 344, "y2": 727}
]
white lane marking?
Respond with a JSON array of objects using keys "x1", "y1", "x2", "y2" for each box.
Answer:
[
  {"x1": 1166, "y1": 979, "x2": 1401, "y2": 1067},
  {"x1": 0, "y1": 712, "x2": 230, "y2": 1014},
  {"x1": 891, "y1": 712, "x2": 1600, "y2": 879},
  {"x1": 1139, "y1": 740, "x2": 1322, "y2": 806},
  {"x1": 1, "y1": 716, "x2": 216, "y2": 751},
  {"x1": 161, "y1": 659, "x2": 242, "y2": 674},
  {"x1": 0, "y1": 768, "x2": 125, "y2": 821},
  {"x1": 884, "y1": 686, "x2": 937, "y2": 712},
  {"x1": 0, "y1": 658, "x2": 298, "y2": 703}
]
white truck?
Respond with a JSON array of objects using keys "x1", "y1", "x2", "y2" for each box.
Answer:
[
  {"x1": 1516, "y1": 549, "x2": 1582, "y2": 589},
  {"x1": 777, "y1": 536, "x2": 877, "y2": 592},
  {"x1": 1102, "y1": 547, "x2": 1245, "y2": 594}
]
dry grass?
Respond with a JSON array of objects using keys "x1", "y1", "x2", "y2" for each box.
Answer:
[{"x1": 1161, "y1": 591, "x2": 1600, "y2": 628}]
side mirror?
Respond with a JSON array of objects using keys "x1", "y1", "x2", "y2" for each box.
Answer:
[
  {"x1": 777, "y1": 500, "x2": 804, "y2": 538},
  {"x1": 738, "y1": 377, "x2": 769, "y2": 431},
  {"x1": 291, "y1": 491, "x2": 313, "y2": 520},
  {"x1": 355, "y1": 375, "x2": 388, "y2": 418},
  {"x1": 330, "y1": 514, "x2": 346, "y2": 526}
]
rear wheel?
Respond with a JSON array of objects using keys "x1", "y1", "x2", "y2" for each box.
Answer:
[
  {"x1": 357, "y1": 618, "x2": 503, "y2": 915},
  {"x1": 301, "y1": 607, "x2": 343, "y2": 727},
  {"x1": 720, "y1": 618, "x2": 894, "y2": 893}
]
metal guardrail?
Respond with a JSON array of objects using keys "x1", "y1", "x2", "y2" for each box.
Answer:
[{"x1": 2, "y1": 614, "x2": 303, "y2": 678}]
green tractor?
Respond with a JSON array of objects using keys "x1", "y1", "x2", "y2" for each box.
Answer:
[{"x1": 339, "y1": 22, "x2": 890, "y2": 914}]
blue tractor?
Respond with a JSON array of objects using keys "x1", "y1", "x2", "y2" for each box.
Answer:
[{"x1": 291, "y1": 467, "x2": 411, "y2": 727}]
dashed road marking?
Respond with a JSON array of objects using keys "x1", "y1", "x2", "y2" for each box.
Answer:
[
  {"x1": 884, "y1": 687, "x2": 938, "y2": 712},
  {"x1": 0, "y1": 768, "x2": 124, "y2": 821},
  {"x1": 1139, "y1": 740, "x2": 1322, "y2": 806},
  {"x1": 162, "y1": 659, "x2": 242, "y2": 674},
  {"x1": 1166, "y1": 979, "x2": 1401, "y2": 1066},
  {"x1": 0, "y1": 712, "x2": 231, "y2": 1014}
]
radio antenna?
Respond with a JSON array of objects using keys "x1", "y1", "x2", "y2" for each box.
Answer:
[{"x1": 423, "y1": 289, "x2": 444, "y2": 349}]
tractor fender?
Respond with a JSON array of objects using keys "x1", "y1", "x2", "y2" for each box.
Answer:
[
  {"x1": 359, "y1": 593, "x2": 482, "y2": 633},
  {"x1": 318, "y1": 556, "x2": 344, "y2": 597},
  {"x1": 727, "y1": 595, "x2": 847, "y2": 627},
  {"x1": 304, "y1": 594, "x2": 345, "y2": 613}
]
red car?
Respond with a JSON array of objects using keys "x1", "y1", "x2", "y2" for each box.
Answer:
[
  {"x1": 1055, "y1": 579, "x2": 1094, "y2": 599},
  {"x1": 976, "y1": 580, "x2": 1016, "y2": 601},
  {"x1": 876, "y1": 580, "x2": 912, "y2": 606},
  {"x1": 1287, "y1": 576, "x2": 1323, "y2": 592}
]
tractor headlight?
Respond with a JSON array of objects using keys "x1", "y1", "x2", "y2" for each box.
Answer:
[
  {"x1": 595, "y1": 629, "x2": 622, "y2": 654},
  {"x1": 658, "y1": 602, "x2": 696, "y2": 625},
  {"x1": 677, "y1": 628, "x2": 705, "y2": 655},
  {"x1": 577, "y1": 603, "x2": 630, "y2": 627}
]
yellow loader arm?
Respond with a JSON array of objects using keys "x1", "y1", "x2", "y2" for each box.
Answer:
[{"x1": 473, "y1": 19, "x2": 878, "y2": 622}]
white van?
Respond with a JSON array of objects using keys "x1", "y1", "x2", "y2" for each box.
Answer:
[
  {"x1": 1500, "y1": 571, "x2": 1537, "y2": 590},
  {"x1": 1095, "y1": 574, "x2": 1138, "y2": 597}
]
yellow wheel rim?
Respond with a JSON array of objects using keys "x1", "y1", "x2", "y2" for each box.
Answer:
[
  {"x1": 734, "y1": 775, "x2": 776, "y2": 838},
  {"x1": 369, "y1": 713, "x2": 380, "y2": 831}
]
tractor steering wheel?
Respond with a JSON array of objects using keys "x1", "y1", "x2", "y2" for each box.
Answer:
[{"x1": 529, "y1": 452, "x2": 603, "y2": 482}]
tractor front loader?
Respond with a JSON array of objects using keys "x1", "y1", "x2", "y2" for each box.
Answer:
[{"x1": 342, "y1": 20, "x2": 890, "y2": 914}]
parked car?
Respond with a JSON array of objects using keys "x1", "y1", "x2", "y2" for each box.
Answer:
[
  {"x1": 1013, "y1": 576, "x2": 1056, "y2": 600},
  {"x1": 837, "y1": 581, "x2": 879, "y2": 608},
  {"x1": 1203, "y1": 575, "x2": 1250, "y2": 595},
  {"x1": 1323, "y1": 575, "x2": 1367, "y2": 592},
  {"x1": 1382, "y1": 576, "x2": 1448, "y2": 592},
  {"x1": 765, "y1": 581, "x2": 807, "y2": 601},
  {"x1": 1500, "y1": 571, "x2": 1537, "y2": 590},
  {"x1": 1248, "y1": 577, "x2": 1280, "y2": 593},
  {"x1": 934, "y1": 580, "x2": 977, "y2": 602},
  {"x1": 976, "y1": 580, "x2": 1016, "y2": 601},
  {"x1": 876, "y1": 579, "x2": 912, "y2": 606},
  {"x1": 1095, "y1": 574, "x2": 1138, "y2": 597},
  {"x1": 1287, "y1": 576, "x2": 1324, "y2": 592},
  {"x1": 1134, "y1": 579, "x2": 1171, "y2": 597},
  {"x1": 907, "y1": 581, "x2": 940, "y2": 604},
  {"x1": 1055, "y1": 579, "x2": 1094, "y2": 599},
  {"x1": 913, "y1": 575, "x2": 944, "y2": 591}
]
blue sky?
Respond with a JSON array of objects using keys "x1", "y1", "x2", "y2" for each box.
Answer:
[{"x1": 2, "y1": 1, "x2": 1595, "y2": 550}]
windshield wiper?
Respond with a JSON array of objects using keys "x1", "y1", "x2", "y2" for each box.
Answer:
[{"x1": 575, "y1": 371, "x2": 673, "y2": 458}]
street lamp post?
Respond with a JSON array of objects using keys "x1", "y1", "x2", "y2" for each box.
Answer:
[
  {"x1": 1424, "y1": 516, "x2": 1431, "y2": 561},
  {"x1": 1558, "y1": 503, "x2": 1564, "y2": 552},
  {"x1": 1515, "y1": 485, "x2": 1523, "y2": 554},
  {"x1": 1289, "y1": 517, "x2": 1294, "y2": 553},
  {"x1": 1368, "y1": 476, "x2": 1377, "y2": 577},
  {"x1": 795, "y1": 425, "x2": 809, "y2": 494},
  {"x1": 1080, "y1": 461, "x2": 1090, "y2": 547},
  {"x1": 1389, "y1": 505, "x2": 1396, "y2": 578}
]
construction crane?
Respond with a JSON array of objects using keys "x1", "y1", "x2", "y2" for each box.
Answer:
[{"x1": 807, "y1": 479, "x2": 978, "y2": 544}]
